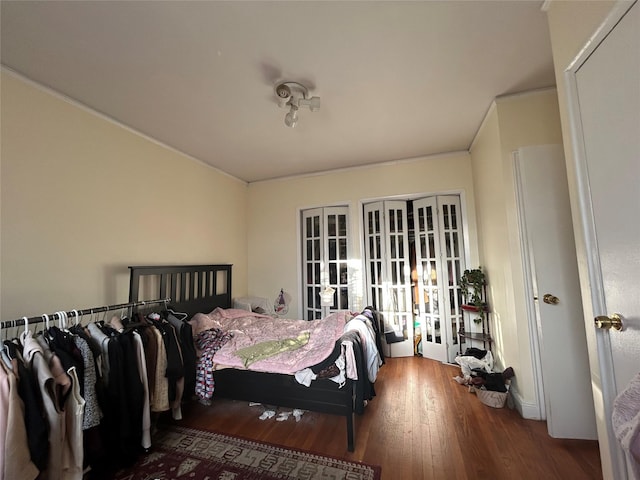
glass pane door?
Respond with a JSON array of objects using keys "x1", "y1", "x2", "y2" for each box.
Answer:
[
  {"x1": 325, "y1": 207, "x2": 350, "y2": 312},
  {"x1": 413, "y1": 195, "x2": 466, "y2": 363},
  {"x1": 438, "y1": 195, "x2": 465, "y2": 364},
  {"x1": 302, "y1": 206, "x2": 350, "y2": 320},
  {"x1": 413, "y1": 197, "x2": 447, "y2": 362},
  {"x1": 302, "y1": 208, "x2": 323, "y2": 319},
  {"x1": 364, "y1": 201, "x2": 414, "y2": 357}
]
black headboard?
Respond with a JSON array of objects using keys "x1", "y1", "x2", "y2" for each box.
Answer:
[{"x1": 128, "y1": 264, "x2": 232, "y2": 318}]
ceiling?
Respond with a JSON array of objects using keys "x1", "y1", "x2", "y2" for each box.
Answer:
[{"x1": 1, "y1": 1, "x2": 555, "y2": 183}]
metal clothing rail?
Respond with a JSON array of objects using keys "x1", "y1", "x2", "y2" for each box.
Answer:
[{"x1": 0, "y1": 297, "x2": 171, "y2": 330}]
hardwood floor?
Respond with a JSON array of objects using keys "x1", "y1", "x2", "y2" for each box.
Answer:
[{"x1": 177, "y1": 357, "x2": 602, "y2": 480}]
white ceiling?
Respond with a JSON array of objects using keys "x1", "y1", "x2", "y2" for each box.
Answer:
[{"x1": 1, "y1": 1, "x2": 555, "y2": 183}]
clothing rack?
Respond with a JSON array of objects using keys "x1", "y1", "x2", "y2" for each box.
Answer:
[{"x1": 0, "y1": 297, "x2": 171, "y2": 330}]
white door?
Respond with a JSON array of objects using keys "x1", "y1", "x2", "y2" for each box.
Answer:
[
  {"x1": 413, "y1": 196, "x2": 466, "y2": 363},
  {"x1": 515, "y1": 145, "x2": 597, "y2": 438},
  {"x1": 363, "y1": 201, "x2": 413, "y2": 357},
  {"x1": 567, "y1": 1, "x2": 640, "y2": 477},
  {"x1": 301, "y1": 207, "x2": 351, "y2": 320}
]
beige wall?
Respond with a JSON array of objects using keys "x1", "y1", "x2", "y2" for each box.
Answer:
[
  {"x1": 247, "y1": 152, "x2": 479, "y2": 318},
  {"x1": 0, "y1": 70, "x2": 249, "y2": 320},
  {"x1": 470, "y1": 88, "x2": 563, "y2": 411},
  {"x1": 546, "y1": 1, "x2": 618, "y2": 477}
]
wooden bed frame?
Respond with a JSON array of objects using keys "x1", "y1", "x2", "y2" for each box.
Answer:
[{"x1": 128, "y1": 264, "x2": 358, "y2": 451}]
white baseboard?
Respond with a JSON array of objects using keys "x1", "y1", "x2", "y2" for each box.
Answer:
[{"x1": 509, "y1": 385, "x2": 543, "y2": 420}]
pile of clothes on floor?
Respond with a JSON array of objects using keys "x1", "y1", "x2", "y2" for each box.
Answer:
[{"x1": 453, "y1": 348, "x2": 515, "y2": 408}]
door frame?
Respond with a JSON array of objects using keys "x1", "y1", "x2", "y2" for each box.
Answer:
[
  {"x1": 513, "y1": 150, "x2": 546, "y2": 422},
  {"x1": 359, "y1": 189, "x2": 474, "y2": 361},
  {"x1": 563, "y1": 1, "x2": 637, "y2": 477}
]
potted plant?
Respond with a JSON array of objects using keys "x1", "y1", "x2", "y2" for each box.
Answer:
[{"x1": 459, "y1": 267, "x2": 487, "y2": 323}]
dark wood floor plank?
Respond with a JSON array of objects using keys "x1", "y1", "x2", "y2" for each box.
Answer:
[{"x1": 174, "y1": 356, "x2": 601, "y2": 480}]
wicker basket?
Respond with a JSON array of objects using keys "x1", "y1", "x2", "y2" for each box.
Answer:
[{"x1": 473, "y1": 386, "x2": 509, "y2": 408}]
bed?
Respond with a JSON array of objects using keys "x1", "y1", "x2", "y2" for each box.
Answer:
[{"x1": 128, "y1": 264, "x2": 382, "y2": 451}]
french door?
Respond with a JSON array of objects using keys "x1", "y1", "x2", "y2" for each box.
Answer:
[
  {"x1": 301, "y1": 207, "x2": 350, "y2": 319},
  {"x1": 413, "y1": 196, "x2": 465, "y2": 363},
  {"x1": 364, "y1": 201, "x2": 414, "y2": 357},
  {"x1": 364, "y1": 196, "x2": 466, "y2": 362}
]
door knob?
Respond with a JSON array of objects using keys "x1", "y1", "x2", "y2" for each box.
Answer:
[
  {"x1": 543, "y1": 293, "x2": 560, "y2": 305},
  {"x1": 594, "y1": 313, "x2": 623, "y2": 331}
]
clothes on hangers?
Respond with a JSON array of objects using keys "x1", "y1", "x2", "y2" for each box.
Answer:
[
  {"x1": 165, "y1": 311, "x2": 197, "y2": 402},
  {"x1": 22, "y1": 330, "x2": 85, "y2": 480},
  {"x1": 4, "y1": 339, "x2": 49, "y2": 471},
  {"x1": 0, "y1": 302, "x2": 198, "y2": 480},
  {"x1": 146, "y1": 313, "x2": 185, "y2": 420},
  {"x1": 1, "y1": 359, "x2": 40, "y2": 480}
]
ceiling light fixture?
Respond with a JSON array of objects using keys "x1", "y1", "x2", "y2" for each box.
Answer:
[{"x1": 275, "y1": 81, "x2": 320, "y2": 128}]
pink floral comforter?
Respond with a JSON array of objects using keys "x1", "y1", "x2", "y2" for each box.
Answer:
[{"x1": 189, "y1": 308, "x2": 351, "y2": 374}]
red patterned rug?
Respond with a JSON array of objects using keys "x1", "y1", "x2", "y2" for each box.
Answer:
[{"x1": 113, "y1": 425, "x2": 381, "y2": 480}]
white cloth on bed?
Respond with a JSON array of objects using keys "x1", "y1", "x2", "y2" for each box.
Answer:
[
  {"x1": 294, "y1": 368, "x2": 317, "y2": 387},
  {"x1": 344, "y1": 315, "x2": 382, "y2": 382}
]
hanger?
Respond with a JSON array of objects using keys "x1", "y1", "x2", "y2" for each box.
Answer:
[
  {"x1": 0, "y1": 320, "x2": 7, "y2": 358},
  {"x1": 19, "y1": 317, "x2": 30, "y2": 346},
  {"x1": 1, "y1": 320, "x2": 15, "y2": 362},
  {"x1": 167, "y1": 299, "x2": 188, "y2": 321},
  {"x1": 60, "y1": 310, "x2": 71, "y2": 332},
  {"x1": 55, "y1": 311, "x2": 64, "y2": 330},
  {"x1": 0, "y1": 321, "x2": 12, "y2": 370}
]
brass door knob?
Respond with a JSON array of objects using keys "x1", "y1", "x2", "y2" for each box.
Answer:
[
  {"x1": 594, "y1": 313, "x2": 623, "y2": 331},
  {"x1": 543, "y1": 293, "x2": 560, "y2": 305}
]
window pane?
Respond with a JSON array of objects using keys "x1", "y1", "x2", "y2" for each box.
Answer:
[
  {"x1": 329, "y1": 263, "x2": 337, "y2": 284},
  {"x1": 341, "y1": 287, "x2": 349, "y2": 309},
  {"x1": 339, "y1": 239, "x2": 347, "y2": 259},
  {"x1": 313, "y1": 216, "x2": 320, "y2": 237},
  {"x1": 307, "y1": 263, "x2": 313, "y2": 283},
  {"x1": 338, "y1": 215, "x2": 347, "y2": 236},
  {"x1": 329, "y1": 239, "x2": 337, "y2": 260},
  {"x1": 328, "y1": 215, "x2": 336, "y2": 236}
]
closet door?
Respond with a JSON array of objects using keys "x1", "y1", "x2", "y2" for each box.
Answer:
[
  {"x1": 364, "y1": 201, "x2": 414, "y2": 357},
  {"x1": 302, "y1": 206, "x2": 350, "y2": 319},
  {"x1": 302, "y1": 208, "x2": 324, "y2": 319},
  {"x1": 325, "y1": 207, "x2": 350, "y2": 313},
  {"x1": 413, "y1": 195, "x2": 465, "y2": 363}
]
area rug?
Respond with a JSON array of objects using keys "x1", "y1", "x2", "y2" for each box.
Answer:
[{"x1": 113, "y1": 425, "x2": 381, "y2": 480}]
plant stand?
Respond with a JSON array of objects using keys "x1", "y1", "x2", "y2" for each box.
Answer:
[{"x1": 458, "y1": 279, "x2": 492, "y2": 354}]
